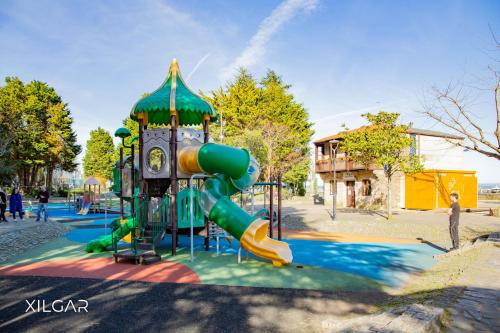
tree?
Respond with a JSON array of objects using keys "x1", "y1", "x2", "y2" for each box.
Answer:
[
  {"x1": 341, "y1": 112, "x2": 423, "y2": 219},
  {"x1": 83, "y1": 127, "x2": 115, "y2": 181},
  {"x1": 207, "y1": 69, "x2": 314, "y2": 193},
  {"x1": 0, "y1": 124, "x2": 16, "y2": 184},
  {"x1": 422, "y1": 35, "x2": 500, "y2": 161},
  {"x1": 422, "y1": 78, "x2": 500, "y2": 161},
  {"x1": 0, "y1": 77, "x2": 81, "y2": 189},
  {"x1": 115, "y1": 116, "x2": 139, "y2": 161}
]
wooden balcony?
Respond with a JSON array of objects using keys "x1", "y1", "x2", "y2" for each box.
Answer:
[{"x1": 315, "y1": 158, "x2": 368, "y2": 173}]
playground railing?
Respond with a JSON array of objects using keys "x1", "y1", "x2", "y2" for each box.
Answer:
[
  {"x1": 151, "y1": 195, "x2": 170, "y2": 253},
  {"x1": 135, "y1": 197, "x2": 149, "y2": 251},
  {"x1": 177, "y1": 188, "x2": 204, "y2": 229}
]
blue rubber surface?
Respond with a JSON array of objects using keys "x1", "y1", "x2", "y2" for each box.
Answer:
[
  {"x1": 63, "y1": 214, "x2": 443, "y2": 287},
  {"x1": 156, "y1": 235, "x2": 442, "y2": 286},
  {"x1": 286, "y1": 239, "x2": 442, "y2": 286},
  {"x1": 66, "y1": 228, "x2": 116, "y2": 243},
  {"x1": 31, "y1": 203, "x2": 120, "y2": 221}
]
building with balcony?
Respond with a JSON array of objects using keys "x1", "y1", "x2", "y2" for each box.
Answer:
[{"x1": 314, "y1": 128, "x2": 477, "y2": 210}]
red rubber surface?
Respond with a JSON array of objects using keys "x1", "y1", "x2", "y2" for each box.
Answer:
[{"x1": 0, "y1": 257, "x2": 200, "y2": 284}]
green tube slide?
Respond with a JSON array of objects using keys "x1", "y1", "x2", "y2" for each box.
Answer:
[
  {"x1": 200, "y1": 174, "x2": 264, "y2": 240},
  {"x1": 198, "y1": 143, "x2": 251, "y2": 180},
  {"x1": 197, "y1": 144, "x2": 292, "y2": 266},
  {"x1": 84, "y1": 217, "x2": 135, "y2": 253}
]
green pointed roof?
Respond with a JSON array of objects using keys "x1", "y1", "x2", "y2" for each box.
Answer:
[{"x1": 130, "y1": 59, "x2": 218, "y2": 126}]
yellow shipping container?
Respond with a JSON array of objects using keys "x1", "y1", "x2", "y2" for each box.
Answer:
[{"x1": 405, "y1": 170, "x2": 477, "y2": 209}]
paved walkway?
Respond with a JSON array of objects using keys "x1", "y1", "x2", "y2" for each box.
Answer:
[
  {"x1": 446, "y1": 244, "x2": 500, "y2": 332},
  {"x1": 272, "y1": 198, "x2": 500, "y2": 248},
  {"x1": 0, "y1": 220, "x2": 69, "y2": 263},
  {"x1": 0, "y1": 219, "x2": 41, "y2": 235}
]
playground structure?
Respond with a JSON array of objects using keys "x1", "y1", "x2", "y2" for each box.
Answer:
[
  {"x1": 66, "y1": 177, "x2": 119, "y2": 215},
  {"x1": 86, "y1": 59, "x2": 292, "y2": 267},
  {"x1": 78, "y1": 177, "x2": 100, "y2": 215}
]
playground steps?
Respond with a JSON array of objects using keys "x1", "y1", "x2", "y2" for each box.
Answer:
[
  {"x1": 113, "y1": 249, "x2": 161, "y2": 265},
  {"x1": 112, "y1": 225, "x2": 162, "y2": 265}
]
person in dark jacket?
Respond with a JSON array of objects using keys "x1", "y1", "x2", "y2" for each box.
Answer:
[
  {"x1": 9, "y1": 188, "x2": 23, "y2": 221},
  {"x1": 447, "y1": 193, "x2": 460, "y2": 251},
  {"x1": 0, "y1": 187, "x2": 7, "y2": 222},
  {"x1": 36, "y1": 186, "x2": 50, "y2": 222}
]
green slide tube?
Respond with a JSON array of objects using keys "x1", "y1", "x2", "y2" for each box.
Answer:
[
  {"x1": 198, "y1": 143, "x2": 250, "y2": 179},
  {"x1": 199, "y1": 162, "x2": 262, "y2": 241},
  {"x1": 196, "y1": 143, "x2": 293, "y2": 266},
  {"x1": 208, "y1": 197, "x2": 265, "y2": 239},
  {"x1": 85, "y1": 217, "x2": 134, "y2": 253}
]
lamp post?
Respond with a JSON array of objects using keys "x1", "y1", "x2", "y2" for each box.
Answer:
[
  {"x1": 114, "y1": 128, "x2": 132, "y2": 219},
  {"x1": 219, "y1": 109, "x2": 224, "y2": 143},
  {"x1": 329, "y1": 139, "x2": 340, "y2": 220}
]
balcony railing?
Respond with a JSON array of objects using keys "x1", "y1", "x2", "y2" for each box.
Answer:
[{"x1": 315, "y1": 158, "x2": 369, "y2": 173}]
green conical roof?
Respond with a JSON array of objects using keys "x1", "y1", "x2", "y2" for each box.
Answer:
[{"x1": 130, "y1": 59, "x2": 218, "y2": 126}]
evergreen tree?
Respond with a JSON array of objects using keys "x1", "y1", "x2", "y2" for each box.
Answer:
[
  {"x1": 83, "y1": 127, "x2": 115, "y2": 180},
  {"x1": 0, "y1": 77, "x2": 81, "y2": 189},
  {"x1": 207, "y1": 68, "x2": 314, "y2": 193}
]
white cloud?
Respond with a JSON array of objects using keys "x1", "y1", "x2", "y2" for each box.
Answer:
[{"x1": 221, "y1": 0, "x2": 318, "y2": 80}]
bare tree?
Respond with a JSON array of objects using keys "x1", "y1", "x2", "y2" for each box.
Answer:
[{"x1": 422, "y1": 36, "x2": 500, "y2": 161}]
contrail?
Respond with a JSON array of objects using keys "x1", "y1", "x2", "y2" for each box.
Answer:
[
  {"x1": 221, "y1": 0, "x2": 318, "y2": 80},
  {"x1": 186, "y1": 53, "x2": 211, "y2": 82},
  {"x1": 312, "y1": 100, "x2": 408, "y2": 123}
]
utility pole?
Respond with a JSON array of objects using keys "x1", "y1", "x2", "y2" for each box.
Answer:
[
  {"x1": 329, "y1": 139, "x2": 339, "y2": 220},
  {"x1": 219, "y1": 109, "x2": 224, "y2": 143}
]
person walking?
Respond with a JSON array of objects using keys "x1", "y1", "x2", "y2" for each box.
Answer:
[
  {"x1": 447, "y1": 193, "x2": 460, "y2": 251},
  {"x1": 36, "y1": 185, "x2": 50, "y2": 222},
  {"x1": 9, "y1": 187, "x2": 23, "y2": 221},
  {"x1": 0, "y1": 187, "x2": 7, "y2": 222}
]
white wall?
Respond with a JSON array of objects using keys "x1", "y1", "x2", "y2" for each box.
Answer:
[{"x1": 418, "y1": 136, "x2": 464, "y2": 170}]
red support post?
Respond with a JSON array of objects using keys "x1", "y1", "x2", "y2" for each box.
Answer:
[
  {"x1": 119, "y1": 147, "x2": 124, "y2": 220},
  {"x1": 269, "y1": 176, "x2": 274, "y2": 238},
  {"x1": 278, "y1": 174, "x2": 282, "y2": 240},
  {"x1": 203, "y1": 118, "x2": 210, "y2": 251},
  {"x1": 130, "y1": 144, "x2": 135, "y2": 217},
  {"x1": 170, "y1": 114, "x2": 178, "y2": 255}
]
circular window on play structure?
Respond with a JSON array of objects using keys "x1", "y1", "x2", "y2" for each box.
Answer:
[{"x1": 147, "y1": 147, "x2": 166, "y2": 174}]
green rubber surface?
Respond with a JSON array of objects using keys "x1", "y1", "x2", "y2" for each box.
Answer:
[{"x1": 160, "y1": 249, "x2": 382, "y2": 291}]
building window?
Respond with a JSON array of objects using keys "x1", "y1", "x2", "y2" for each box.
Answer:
[{"x1": 362, "y1": 179, "x2": 372, "y2": 196}]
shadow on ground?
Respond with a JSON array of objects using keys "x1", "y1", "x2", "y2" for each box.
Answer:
[
  {"x1": 0, "y1": 275, "x2": 384, "y2": 333},
  {"x1": 1, "y1": 276, "x2": 497, "y2": 333}
]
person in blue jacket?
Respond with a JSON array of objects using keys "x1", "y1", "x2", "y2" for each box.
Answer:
[{"x1": 9, "y1": 187, "x2": 23, "y2": 221}]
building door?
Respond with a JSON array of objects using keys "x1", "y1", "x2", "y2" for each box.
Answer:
[{"x1": 346, "y1": 181, "x2": 355, "y2": 208}]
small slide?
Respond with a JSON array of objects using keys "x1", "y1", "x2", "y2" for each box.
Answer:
[
  {"x1": 78, "y1": 201, "x2": 91, "y2": 215},
  {"x1": 85, "y1": 217, "x2": 134, "y2": 253},
  {"x1": 179, "y1": 143, "x2": 293, "y2": 266}
]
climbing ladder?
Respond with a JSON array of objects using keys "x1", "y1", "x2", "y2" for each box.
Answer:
[{"x1": 113, "y1": 196, "x2": 170, "y2": 265}]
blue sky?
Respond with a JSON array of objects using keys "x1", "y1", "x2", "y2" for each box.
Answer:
[{"x1": 0, "y1": 0, "x2": 499, "y2": 182}]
